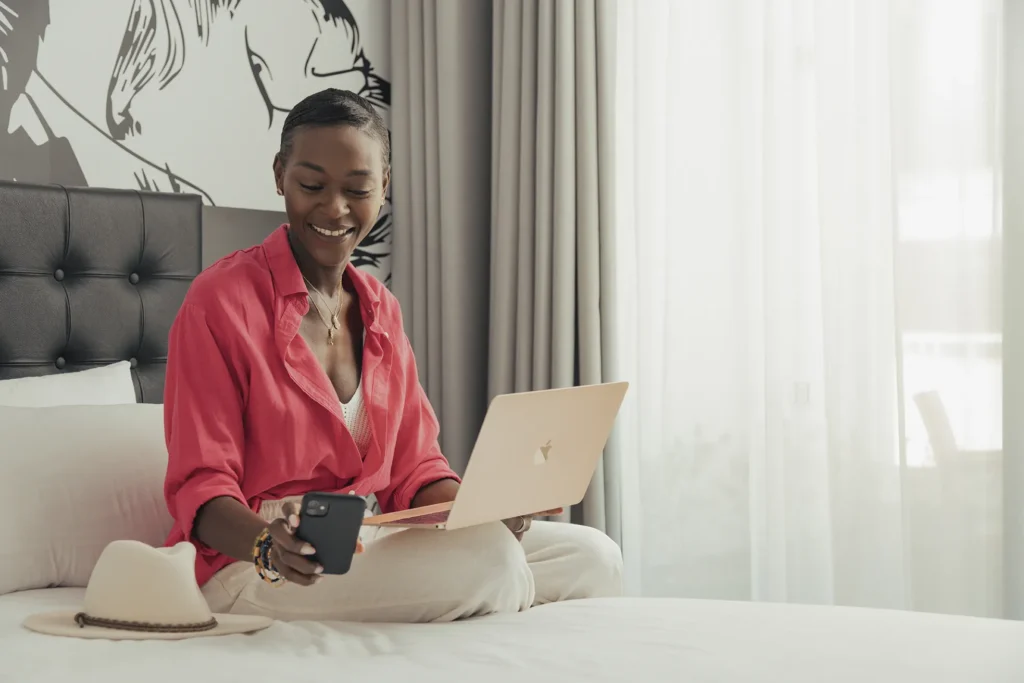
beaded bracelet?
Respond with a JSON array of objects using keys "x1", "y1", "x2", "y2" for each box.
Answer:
[{"x1": 252, "y1": 527, "x2": 285, "y2": 585}]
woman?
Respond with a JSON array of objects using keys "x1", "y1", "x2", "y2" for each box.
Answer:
[{"x1": 163, "y1": 88, "x2": 623, "y2": 623}]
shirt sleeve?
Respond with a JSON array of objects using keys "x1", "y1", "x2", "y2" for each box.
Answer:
[
  {"x1": 163, "y1": 303, "x2": 249, "y2": 556},
  {"x1": 376, "y1": 326, "x2": 461, "y2": 513}
]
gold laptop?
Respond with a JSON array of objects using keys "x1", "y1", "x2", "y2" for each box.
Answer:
[{"x1": 362, "y1": 381, "x2": 629, "y2": 530}]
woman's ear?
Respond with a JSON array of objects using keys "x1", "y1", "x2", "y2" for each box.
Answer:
[{"x1": 272, "y1": 153, "x2": 285, "y2": 195}]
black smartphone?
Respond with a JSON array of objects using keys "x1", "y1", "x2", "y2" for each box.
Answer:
[{"x1": 294, "y1": 492, "x2": 366, "y2": 575}]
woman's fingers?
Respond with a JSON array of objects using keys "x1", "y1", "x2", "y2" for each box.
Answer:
[
  {"x1": 281, "y1": 501, "x2": 301, "y2": 531},
  {"x1": 502, "y1": 515, "x2": 531, "y2": 542},
  {"x1": 267, "y1": 517, "x2": 322, "y2": 585},
  {"x1": 267, "y1": 518, "x2": 310, "y2": 555},
  {"x1": 270, "y1": 545, "x2": 321, "y2": 586},
  {"x1": 272, "y1": 544, "x2": 322, "y2": 579},
  {"x1": 501, "y1": 508, "x2": 566, "y2": 541}
]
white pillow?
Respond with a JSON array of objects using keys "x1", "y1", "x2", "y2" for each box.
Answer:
[
  {"x1": 0, "y1": 361, "x2": 137, "y2": 407},
  {"x1": 0, "y1": 403, "x2": 173, "y2": 595}
]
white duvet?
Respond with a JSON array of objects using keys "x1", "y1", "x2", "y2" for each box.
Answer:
[{"x1": 3, "y1": 588, "x2": 1023, "y2": 683}]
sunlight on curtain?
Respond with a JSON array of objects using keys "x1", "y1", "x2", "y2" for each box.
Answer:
[{"x1": 613, "y1": 0, "x2": 1005, "y2": 617}]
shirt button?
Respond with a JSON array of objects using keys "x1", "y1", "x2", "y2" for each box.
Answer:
[{"x1": 348, "y1": 490, "x2": 356, "y2": 495}]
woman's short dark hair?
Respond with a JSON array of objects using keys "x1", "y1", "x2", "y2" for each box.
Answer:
[{"x1": 279, "y1": 88, "x2": 390, "y2": 170}]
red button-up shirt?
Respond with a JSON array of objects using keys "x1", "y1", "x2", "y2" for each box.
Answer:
[{"x1": 163, "y1": 225, "x2": 459, "y2": 585}]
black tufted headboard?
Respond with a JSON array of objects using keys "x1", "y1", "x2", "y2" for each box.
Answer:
[{"x1": 0, "y1": 181, "x2": 202, "y2": 403}]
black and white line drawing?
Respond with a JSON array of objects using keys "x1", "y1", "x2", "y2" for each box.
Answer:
[{"x1": 1, "y1": 0, "x2": 391, "y2": 280}]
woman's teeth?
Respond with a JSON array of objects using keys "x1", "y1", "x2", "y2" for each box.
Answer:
[{"x1": 310, "y1": 224, "x2": 354, "y2": 238}]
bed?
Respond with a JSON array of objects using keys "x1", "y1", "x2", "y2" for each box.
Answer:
[
  {"x1": 3, "y1": 588, "x2": 1023, "y2": 683},
  {"x1": 1, "y1": 179, "x2": 1023, "y2": 682}
]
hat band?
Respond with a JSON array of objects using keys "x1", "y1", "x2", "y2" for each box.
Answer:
[{"x1": 74, "y1": 612, "x2": 218, "y2": 634}]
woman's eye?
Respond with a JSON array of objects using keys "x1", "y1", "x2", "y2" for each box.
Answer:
[
  {"x1": 348, "y1": 190, "x2": 371, "y2": 198},
  {"x1": 300, "y1": 183, "x2": 323, "y2": 192}
]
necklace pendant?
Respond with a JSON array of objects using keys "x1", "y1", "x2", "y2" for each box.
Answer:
[
  {"x1": 331, "y1": 313, "x2": 340, "y2": 329},
  {"x1": 327, "y1": 328, "x2": 335, "y2": 345}
]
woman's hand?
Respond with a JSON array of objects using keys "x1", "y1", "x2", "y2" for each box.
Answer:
[
  {"x1": 265, "y1": 501, "x2": 365, "y2": 586},
  {"x1": 503, "y1": 508, "x2": 564, "y2": 542},
  {"x1": 411, "y1": 480, "x2": 564, "y2": 542}
]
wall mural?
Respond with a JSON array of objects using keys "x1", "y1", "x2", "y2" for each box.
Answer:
[{"x1": 0, "y1": 0, "x2": 392, "y2": 282}]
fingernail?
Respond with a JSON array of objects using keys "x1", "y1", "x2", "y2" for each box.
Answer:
[
  {"x1": 300, "y1": 544, "x2": 315, "y2": 555},
  {"x1": 289, "y1": 515, "x2": 300, "y2": 528},
  {"x1": 315, "y1": 565, "x2": 324, "y2": 574}
]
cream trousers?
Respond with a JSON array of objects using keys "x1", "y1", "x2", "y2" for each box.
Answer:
[{"x1": 202, "y1": 513, "x2": 624, "y2": 623}]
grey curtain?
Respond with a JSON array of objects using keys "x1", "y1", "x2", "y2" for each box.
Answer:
[
  {"x1": 389, "y1": 0, "x2": 494, "y2": 474},
  {"x1": 390, "y1": 0, "x2": 620, "y2": 541},
  {"x1": 488, "y1": 0, "x2": 619, "y2": 538}
]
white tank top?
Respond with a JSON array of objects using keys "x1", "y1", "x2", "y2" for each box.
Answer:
[
  {"x1": 340, "y1": 382, "x2": 371, "y2": 459},
  {"x1": 340, "y1": 382, "x2": 381, "y2": 516}
]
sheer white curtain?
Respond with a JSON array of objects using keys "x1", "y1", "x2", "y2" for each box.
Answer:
[{"x1": 613, "y1": 0, "x2": 1005, "y2": 617}]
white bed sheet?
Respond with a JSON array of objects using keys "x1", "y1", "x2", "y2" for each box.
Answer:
[{"x1": 3, "y1": 588, "x2": 1023, "y2": 683}]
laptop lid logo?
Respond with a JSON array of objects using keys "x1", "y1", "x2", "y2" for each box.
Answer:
[{"x1": 533, "y1": 440, "x2": 552, "y2": 465}]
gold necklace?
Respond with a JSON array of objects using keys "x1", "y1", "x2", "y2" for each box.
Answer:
[{"x1": 302, "y1": 276, "x2": 342, "y2": 345}]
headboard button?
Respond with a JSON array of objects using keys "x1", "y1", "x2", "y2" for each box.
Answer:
[
  {"x1": 54, "y1": 269, "x2": 65, "y2": 282},
  {"x1": 55, "y1": 357, "x2": 66, "y2": 370},
  {"x1": 129, "y1": 357, "x2": 138, "y2": 369},
  {"x1": 129, "y1": 273, "x2": 140, "y2": 285}
]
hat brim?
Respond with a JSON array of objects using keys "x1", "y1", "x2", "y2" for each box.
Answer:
[{"x1": 22, "y1": 611, "x2": 273, "y2": 641}]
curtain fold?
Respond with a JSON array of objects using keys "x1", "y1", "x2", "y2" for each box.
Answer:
[
  {"x1": 579, "y1": 0, "x2": 621, "y2": 538},
  {"x1": 390, "y1": 0, "x2": 493, "y2": 474}
]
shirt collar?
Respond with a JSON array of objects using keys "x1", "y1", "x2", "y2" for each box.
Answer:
[{"x1": 264, "y1": 224, "x2": 382, "y2": 322}]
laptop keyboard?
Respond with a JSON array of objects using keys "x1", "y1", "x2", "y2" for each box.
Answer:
[{"x1": 379, "y1": 509, "x2": 451, "y2": 526}]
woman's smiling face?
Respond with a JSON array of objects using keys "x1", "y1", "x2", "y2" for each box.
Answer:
[{"x1": 274, "y1": 122, "x2": 389, "y2": 270}]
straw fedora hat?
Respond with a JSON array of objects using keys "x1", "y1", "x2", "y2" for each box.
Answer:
[{"x1": 23, "y1": 540, "x2": 273, "y2": 640}]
